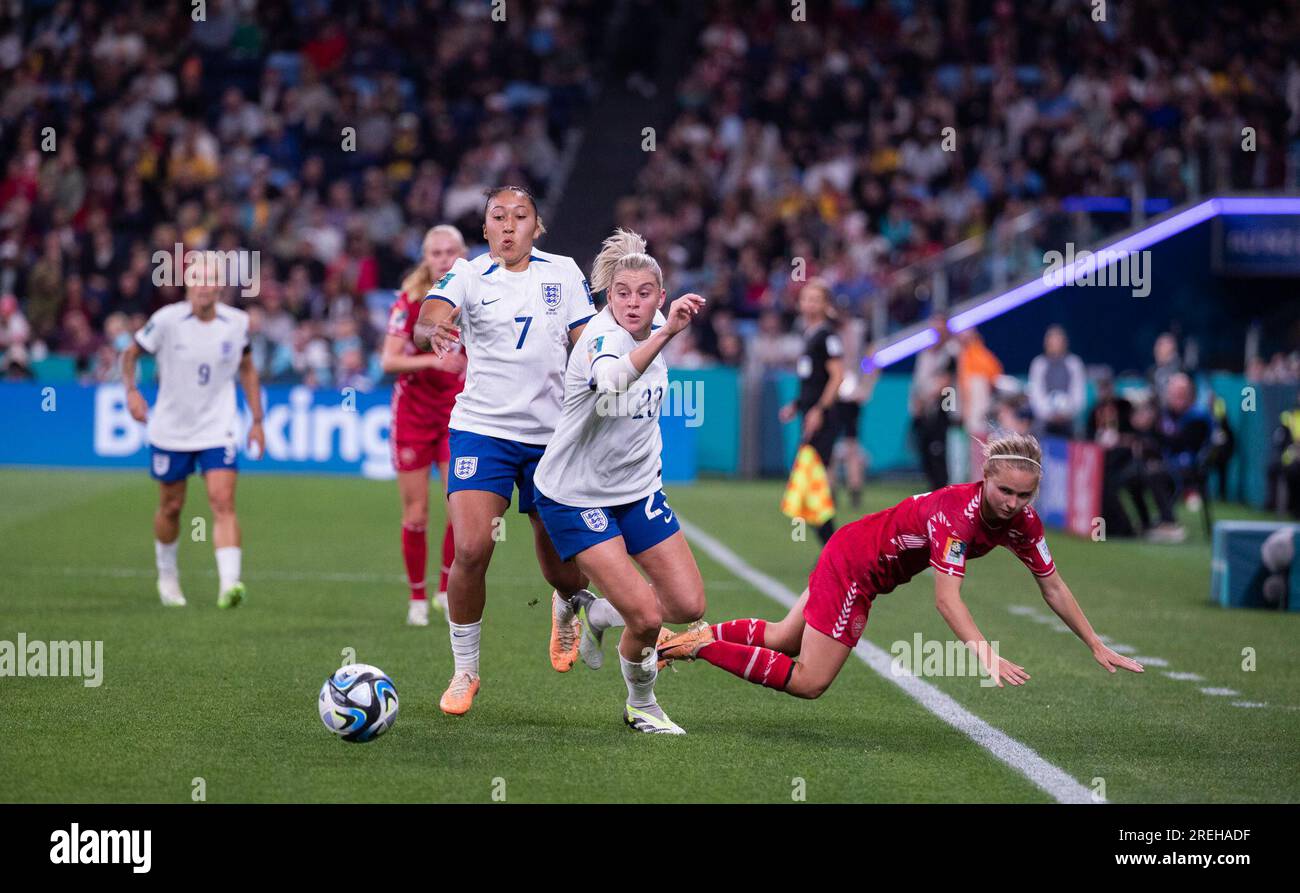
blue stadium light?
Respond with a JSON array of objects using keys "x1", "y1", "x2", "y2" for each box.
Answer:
[
  {"x1": 865, "y1": 196, "x2": 1300, "y2": 369},
  {"x1": 863, "y1": 327, "x2": 939, "y2": 371}
]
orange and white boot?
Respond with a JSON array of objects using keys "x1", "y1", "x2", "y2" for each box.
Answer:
[
  {"x1": 549, "y1": 590, "x2": 583, "y2": 672},
  {"x1": 439, "y1": 671, "x2": 480, "y2": 716},
  {"x1": 656, "y1": 620, "x2": 715, "y2": 669}
]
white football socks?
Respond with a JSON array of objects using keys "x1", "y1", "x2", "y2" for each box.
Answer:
[
  {"x1": 449, "y1": 620, "x2": 481, "y2": 676},
  {"x1": 155, "y1": 539, "x2": 179, "y2": 577},
  {"x1": 553, "y1": 590, "x2": 576, "y2": 624},
  {"x1": 620, "y1": 648, "x2": 658, "y2": 709},
  {"x1": 587, "y1": 598, "x2": 625, "y2": 632},
  {"x1": 215, "y1": 546, "x2": 241, "y2": 592}
]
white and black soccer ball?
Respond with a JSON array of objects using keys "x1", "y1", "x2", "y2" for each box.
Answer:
[{"x1": 318, "y1": 663, "x2": 399, "y2": 742}]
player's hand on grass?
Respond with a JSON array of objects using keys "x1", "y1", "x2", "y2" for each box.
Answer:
[
  {"x1": 982, "y1": 652, "x2": 1030, "y2": 687},
  {"x1": 663, "y1": 293, "x2": 705, "y2": 336},
  {"x1": 430, "y1": 306, "x2": 462, "y2": 357},
  {"x1": 247, "y1": 421, "x2": 266, "y2": 459},
  {"x1": 126, "y1": 388, "x2": 148, "y2": 422},
  {"x1": 1092, "y1": 644, "x2": 1144, "y2": 674}
]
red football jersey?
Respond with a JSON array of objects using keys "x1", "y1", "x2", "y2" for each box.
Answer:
[
  {"x1": 833, "y1": 480, "x2": 1057, "y2": 596},
  {"x1": 387, "y1": 290, "x2": 464, "y2": 435}
]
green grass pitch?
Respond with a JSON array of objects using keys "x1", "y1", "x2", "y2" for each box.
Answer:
[{"x1": 2, "y1": 468, "x2": 1298, "y2": 803}]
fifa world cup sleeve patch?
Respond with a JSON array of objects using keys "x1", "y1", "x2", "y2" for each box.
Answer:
[
  {"x1": 942, "y1": 536, "x2": 966, "y2": 567},
  {"x1": 587, "y1": 335, "x2": 605, "y2": 363},
  {"x1": 434, "y1": 271, "x2": 455, "y2": 290},
  {"x1": 1035, "y1": 538, "x2": 1052, "y2": 567}
]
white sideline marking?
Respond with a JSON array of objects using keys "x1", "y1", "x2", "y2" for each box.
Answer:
[
  {"x1": 680, "y1": 519, "x2": 1099, "y2": 805},
  {"x1": 1010, "y1": 606, "x2": 1258, "y2": 706}
]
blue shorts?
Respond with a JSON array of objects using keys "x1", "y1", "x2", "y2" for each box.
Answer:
[
  {"x1": 534, "y1": 489, "x2": 680, "y2": 562},
  {"x1": 150, "y1": 444, "x2": 238, "y2": 482},
  {"x1": 446, "y1": 428, "x2": 546, "y2": 514}
]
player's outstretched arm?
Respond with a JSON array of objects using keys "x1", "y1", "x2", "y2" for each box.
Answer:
[
  {"x1": 414, "y1": 300, "x2": 459, "y2": 356},
  {"x1": 1035, "y1": 571, "x2": 1144, "y2": 674},
  {"x1": 934, "y1": 572, "x2": 1030, "y2": 687},
  {"x1": 121, "y1": 341, "x2": 149, "y2": 423},
  {"x1": 239, "y1": 351, "x2": 265, "y2": 458},
  {"x1": 592, "y1": 294, "x2": 706, "y2": 395}
]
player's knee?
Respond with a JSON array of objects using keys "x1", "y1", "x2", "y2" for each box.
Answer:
[
  {"x1": 786, "y1": 668, "x2": 829, "y2": 700},
  {"x1": 673, "y1": 586, "x2": 706, "y2": 623},
  {"x1": 159, "y1": 495, "x2": 184, "y2": 518},
  {"x1": 209, "y1": 496, "x2": 236, "y2": 517},
  {"x1": 453, "y1": 538, "x2": 492, "y2": 574},
  {"x1": 623, "y1": 604, "x2": 662, "y2": 638},
  {"x1": 402, "y1": 500, "x2": 428, "y2": 526}
]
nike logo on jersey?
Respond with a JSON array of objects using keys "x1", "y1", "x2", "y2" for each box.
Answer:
[{"x1": 482, "y1": 297, "x2": 501, "y2": 306}]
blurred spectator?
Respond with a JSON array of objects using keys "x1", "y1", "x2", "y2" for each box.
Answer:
[
  {"x1": 1027, "y1": 325, "x2": 1086, "y2": 438},
  {"x1": 1116, "y1": 398, "x2": 1185, "y2": 543},
  {"x1": 1086, "y1": 369, "x2": 1134, "y2": 449},
  {"x1": 955, "y1": 327, "x2": 1002, "y2": 436},
  {"x1": 0, "y1": 292, "x2": 31, "y2": 368},
  {"x1": 1267, "y1": 390, "x2": 1300, "y2": 518},
  {"x1": 1148, "y1": 332, "x2": 1183, "y2": 408},
  {"x1": 1157, "y1": 373, "x2": 1213, "y2": 509},
  {"x1": 909, "y1": 315, "x2": 958, "y2": 489},
  {"x1": 1088, "y1": 369, "x2": 1138, "y2": 537}
]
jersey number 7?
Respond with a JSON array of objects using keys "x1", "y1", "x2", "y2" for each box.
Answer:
[{"x1": 514, "y1": 316, "x2": 533, "y2": 349}]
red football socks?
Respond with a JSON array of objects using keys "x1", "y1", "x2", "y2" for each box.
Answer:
[
  {"x1": 697, "y1": 640, "x2": 794, "y2": 691},
  {"x1": 401, "y1": 522, "x2": 427, "y2": 600},
  {"x1": 712, "y1": 618, "x2": 768, "y2": 646}
]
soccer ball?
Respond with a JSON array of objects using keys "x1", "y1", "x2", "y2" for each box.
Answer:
[{"x1": 318, "y1": 663, "x2": 399, "y2": 742}]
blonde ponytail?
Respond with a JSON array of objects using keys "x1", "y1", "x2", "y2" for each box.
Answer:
[{"x1": 589, "y1": 228, "x2": 662, "y2": 295}]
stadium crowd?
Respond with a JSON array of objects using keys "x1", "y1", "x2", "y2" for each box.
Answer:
[
  {"x1": 617, "y1": 0, "x2": 1298, "y2": 358},
  {"x1": 0, "y1": 0, "x2": 607, "y2": 383},
  {"x1": 2, "y1": 0, "x2": 1298, "y2": 386}
]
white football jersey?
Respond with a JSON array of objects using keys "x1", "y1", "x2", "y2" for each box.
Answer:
[
  {"x1": 534, "y1": 306, "x2": 669, "y2": 508},
  {"x1": 425, "y1": 249, "x2": 595, "y2": 444},
  {"x1": 134, "y1": 301, "x2": 249, "y2": 452}
]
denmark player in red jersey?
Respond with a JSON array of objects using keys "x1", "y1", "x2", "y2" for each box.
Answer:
[
  {"x1": 659, "y1": 433, "x2": 1144, "y2": 694},
  {"x1": 381, "y1": 225, "x2": 468, "y2": 626}
]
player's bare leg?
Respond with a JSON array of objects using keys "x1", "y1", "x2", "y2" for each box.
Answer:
[
  {"x1": 154, "y1": 480, "x2": 187, "y2": 606},
  {"x1": 205, "y1": 469, "x2": 244, "y2": 609},
  {"x1": 570, "y1": 531, "x2": 702, "y2": 670},
  {"x1": 528, "y1": 511, "x2": 589, "y2": 672},
  {"x1": 439, "y1": 489, "x2": 508, "y2": 714},
  {"x1": 397, "y1": 465, "x2": 432, "y2": 626},
  {"x1": 575, "y1": 537, "x2": 684, "y2": 734},
  {"x1": 781, "y1": 623, "x2": 852, "y2": 699},
  {"x1": 433, "y1": 458, "x2": 452, "y2": 615},
  {"x1": 633, "y1": 531, "x2": 705, "y2": 624}
]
